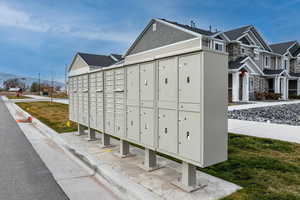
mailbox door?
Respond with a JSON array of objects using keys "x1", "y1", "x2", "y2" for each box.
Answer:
[
  {"x1": 126, "y1": 106, "x2": 139, "y2": 142},
  {"x1": 179, "y1": 53, "x2": 201, "y2": 103},
  {"x1": 140, "y1": 62, "x2": 155, "y2": 102},
  {"x1": 96, "y1": 92, "x2": 104, "y2": 131},
  {"x1": 115, "y1": 68, "x2": 125, "y2": 91},
  {"x1": 83, "y1": 92, "x2": 89, "y2": 125},
  {"x1": 158, "y1": 58, "x2": 177, "y2": 103},
  {"x1": 105, "y1": 111, "x2": 114, "y2": 135},
  {"x1": 179, "y1": 111, "x2": 201, "y2": 162},
  {"x1": 89, "y1": 73, "x2": 97, "y2": 129},
  {"x1": 96, "y1": 72, "x2": 103, "y2": 91},
  {"x1": 140, "y1": 108, "x2": 154, "y2": 147},
  {"x1": 126, "y1": 65, "x2": 139, "y2": 105},
  {"x1": 158, "y1": 109, "x2": 178, "y2": 154}
]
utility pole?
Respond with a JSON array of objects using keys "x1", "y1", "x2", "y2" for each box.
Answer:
[
  {"x1": 38, "y1": 73, "x2": 40, "y2": 95},
  {"x1": 51, "y1": 72, "x2": 54, "y2": 104}
]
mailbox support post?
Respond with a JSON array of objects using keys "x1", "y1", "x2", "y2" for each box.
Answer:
[
  {"x1": 115, "y1": 140, "x2": 133, "y2": 158},
  {"x1": 77, "y1": 124, "x2": 85, "y2": 136},
  {"x1": 86, "y1": 128, "x2": 96, "y2": 141},
  {"x1": 100, "y1": 133, "x2": 112, "y2": 148},
  {"x1": 172, "y1": 162, "x2": 201, "y2": 192},
  {"x1": 142, "y1": 148, "x2": 160, "y2": 171}
]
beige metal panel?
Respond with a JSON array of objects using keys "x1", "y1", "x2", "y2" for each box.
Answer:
[
  {"x1": 83, "y1": 92, "x2": 89, "y2": 125},
  {"x1": 126, "y1": 106, "x2": 140, "y2": 142},
  {"x1": 126, "y1": 65, "x2": 139, "y2": 106},
  {"x1": 115, "y1": 115, "x2": 125, "y2": 138},
  {"x1": 96, "y1": 92, "x2": 104, "y2": 131},
  {"x1": 202, "y1": 51, "x2": 228, "y2": 167},
  {"x1": 124, "y1": 38, "x2": 201, "y2": 65},
  {"x1": 179, "y1": 53, "x2": 201, "y2": 103},
  {"x1": 89, "y1": 73, "x2": 97, "y2": 129},
  {"x1": 68, "y1": 77, "x2": 73, "y2": 121},
  {"x1": 140, "y1": 62, "x2": 155, "y2": 102},
  {"x1": 158, "y1": 57, "x2": 178, "y2": 108},
  {"x1": 178, "y1": 103, "x2": 201, "y2": 112},
  {"x1": 140, "y1": 108, "x2": 155, "y2": 148},
  {"x1": 158, "y1": 109, "x2": 178, "y2": 154},
  {"x1": 105, "y1": 112, "x2": 114, "y2": 135},
  {"x1": 178, "y1": 111, "x2": 201, "y2": 163}
]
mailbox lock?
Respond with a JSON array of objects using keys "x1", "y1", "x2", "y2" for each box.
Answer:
[
  {"x1": 164, "y1": 128, "x2": 168, "y2": 134},
  {"x1": 186, "y1": 131, "x2": 190, "y2": 140},
  {"x1": 164, "y1": 78, "x2": 168, "y2": 84},
  {"x1": 187, "y1": 76, "x2": 190, "y2": 83},
  {"x1": 144, "y1": 80, "x2": 148, "y2": 86},
  {"x1": 131, "y1": 120, "x2": 133, "y2": 126},
  {"x1": 145, "y1": 124, "x2": 148, "y2": 130}
]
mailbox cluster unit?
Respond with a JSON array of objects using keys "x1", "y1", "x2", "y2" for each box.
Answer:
[
  {"x1": 69, "y1": 51, "x2": 228, "y2": 165},
  {"x1": 68, "y1": 18, "x2": 228, "y2": 191}
]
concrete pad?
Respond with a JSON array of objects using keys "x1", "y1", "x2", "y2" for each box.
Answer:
[
  {"x1": 229, "y1": 119, "x2": 300, "y2": 144},
  {"x1": 61, "y1": 132, "x2": 241, "y2": 200}
]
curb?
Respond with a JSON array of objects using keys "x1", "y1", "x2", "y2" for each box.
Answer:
[{"x1": 9, "y1": 99, "x2": 161, "y2": 200}]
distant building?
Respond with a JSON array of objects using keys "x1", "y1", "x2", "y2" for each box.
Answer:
[{"x1": 8, "y1": 87, "x2": 21, "y2": 92}]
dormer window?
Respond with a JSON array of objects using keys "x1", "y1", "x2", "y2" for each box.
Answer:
[{"x1": 214, "y1": 41, "x2": 223, "y2": 52}]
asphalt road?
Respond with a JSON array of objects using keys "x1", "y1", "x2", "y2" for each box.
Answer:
[{"x1": 0, "y1": 98, "x2": 69, "y2": 200}]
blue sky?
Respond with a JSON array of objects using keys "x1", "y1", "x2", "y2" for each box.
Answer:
[{"x1": 0, "y1": 0, "x2": 299, "y2": 82}]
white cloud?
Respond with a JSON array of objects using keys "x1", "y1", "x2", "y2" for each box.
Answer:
[{"x1": 0, "y1": 2, "x2": 135, "y2": 43}]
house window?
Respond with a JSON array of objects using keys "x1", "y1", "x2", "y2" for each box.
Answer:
[
  {"x1": 265, "y1": 56, "x2": 269, "y2": 67},
  {"x1": 214, "y1": 41, "x2": 223, "y2": 51},
  {"x1": 241, "y1": 48, "x2": 245, "y2": 54},
  {"x1": 249, "y1": 77, "x2": 254, "y2": 92},
  {"x1": 254, "y1": 49, "x2": 259, "y2": 60},
  {"x1": 297, "y1": 57, "x2": 300, "y2": 65}
]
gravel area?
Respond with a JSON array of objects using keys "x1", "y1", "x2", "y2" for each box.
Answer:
[{"x1": 228, "y1": 103, "x2": 300, "y2": 126}]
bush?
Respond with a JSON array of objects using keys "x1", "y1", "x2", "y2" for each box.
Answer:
[
  {"x1": 255, "y1": 92, "x2": 281, "y2": 100},
  {"x1": 289, "y1": 94, "x2": 300, "y2": 99}
]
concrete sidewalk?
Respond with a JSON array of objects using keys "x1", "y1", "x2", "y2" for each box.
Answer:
[
  {"x1": 3, "y1": 97, "x2": 119, "y2": 200},
  {"x1": 25, "y1": 94, "x2": 69, "y2": 104},
  {"x1": 229, "y1": 119, "x2": 300, "y2": 144},
  {"x1": 228, "y1": 100, "x2": 300, "y2": 111},
  {"x1": 6, "y1": 96, "x2": 241, "y2": 200}
]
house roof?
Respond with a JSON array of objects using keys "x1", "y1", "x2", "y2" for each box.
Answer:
[
  {"x1": 110, "y1": 54, "x2": 123, "y2": 61},
  {"x1": 228, "y1": 56, "x2": 248, "y2": 69},
  {"x1": 224, "y1": 25, "x2": 252, "y2": 40},
  {"x1": 159, "y1": 19, "x2": 217, "y2": 36},
  {"x1": 289, "y1": 72, "x2": 300, "y2": 77},
  {"x1": 263, "y1": 69, "x2": 285, "y2": 75},
  {"x1": 269, "y1": 41, "x2": 297, "y2": 55},
  {"x1": 292, "y1": 48, "x2": 300, "y2": 57},
  {"x1": 78, "y1": 52, "x2": 118, "y2": 67}
]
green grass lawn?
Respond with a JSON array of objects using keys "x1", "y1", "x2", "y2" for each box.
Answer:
[
  {"x1": 16, "y1": 101, "x2": 77, "y2": 133},
  {"x1": 13, "y1": 101, "x2": 300, "y2": 199},
  {"x1": 202, "y1": 134, "x2": 300, "y2": 200},
  {"x1": 7, "y1": 95, "x2": 31, "y2": 99}
]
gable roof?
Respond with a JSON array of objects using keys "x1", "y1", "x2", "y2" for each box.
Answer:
[
  {"x1": 224, "y1": 25, "x2": 272, "y2": 51},
  {"x1": 159, "y1": 19, "x2": 217, "y2": 36},
  {"x1": 228, "y1": 56, "x2": 248, "y2": 69},
  {"x1": 292, "y1": 47, "x2": 300, "y2": 57},
  {"x1": 224, "y1": 25, "x2": 252, "y2": 40},
  {"x1": 78, "y1": 52, "x2": 117, "y2": 67},
  {"x1": 269, "y1": 41, "x2": 297, "y2": 55}
]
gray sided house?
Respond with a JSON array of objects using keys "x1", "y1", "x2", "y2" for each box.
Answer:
[{"x1": 216, "y1": 25, "x2": 300, "y2": 102}]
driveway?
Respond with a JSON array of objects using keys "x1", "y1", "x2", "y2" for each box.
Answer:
[{"x1": 0, "y1": 98, "x2": 69, "y2": 200}]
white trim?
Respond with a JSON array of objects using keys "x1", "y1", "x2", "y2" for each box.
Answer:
[
  {"x1": 245, "y1": 28, "x2": 272, "y2": 52},
  {"x1": 241, "y1": 57, "x2": 264, "y2": 75}
]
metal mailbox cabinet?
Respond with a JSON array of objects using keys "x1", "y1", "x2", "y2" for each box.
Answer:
[
  {"x1": 68, "y1": 77, "x2": 74, "y2": 121},
  {"x1": 104, "y1": 70, "x2": 115, "y2": 135},
  {"x1": 140, "y1": 62, "x2": 155, "y2": 148},
  {"x1": 114, "y1": 68, "x2": 125, "y2": 138},
  {"x1": 126, "y1": 65, "x2": 139, "y2": 106},
  {"x1": 77, "y1": 75, "x2": 84, "y2": 124},
  {"x1": 96, "y1": 71, "x2": 104, "y2": 132},
  {"x1": 126, "y1": 106, "x2": 140, "y2": 142},
  {"x1": 89, "y1": 73, "x2": 97, "y2": 129},
  {"x1": 72, "y1": 76, "x2": 78, "y2": 122},
  {"x1": 82, "y1": 74, "x2": 89, "y2": 126}
]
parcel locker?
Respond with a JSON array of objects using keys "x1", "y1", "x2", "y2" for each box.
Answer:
[
  {"x1": 179, "y1": 111, "x2": 201, "y2": 162},
  {"x1": 140, "y1": 108, "x2": 155, "y2": 148},
  {"x1": 104, "y1": 70, "x2": 115, "y2": 135},
  {"x1": 126, "y1": 65, "x2": 139, "y2": 106},
  {"x1": 140, "y1": 62, "x2": 155, "y2": 103},
  {"x1": 158, "y1": 109, "x2": 178, "y2": 154},
  {"x1": 126, "y1": 106, "x2": 139, "y2": 142},
  {"x1": 179, "y1": 53, "x2": 201, "y2": 103},
  {"x1": 158, "y1": 57, "x2": 178, "y2": 109},
  {"x1": 105, "y1": 111, "x2": 114, "y2": 135}
]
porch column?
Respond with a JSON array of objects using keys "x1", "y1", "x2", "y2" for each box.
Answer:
[
  {"x1": 242, "y1": 72, "x2": 249, "y2": 101},
  {"x1": 281, "y1": 77, "x2": 288, "y2": 100},
  {"x1": 297, "y1": 79, "x2": 300, "y2": 95},
  {"x1": 232, "y1": 72, "x2": 240, "y2": 102},
  {"x1": 274, "y1": 77, "x2": 280, "y2": 94}
]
